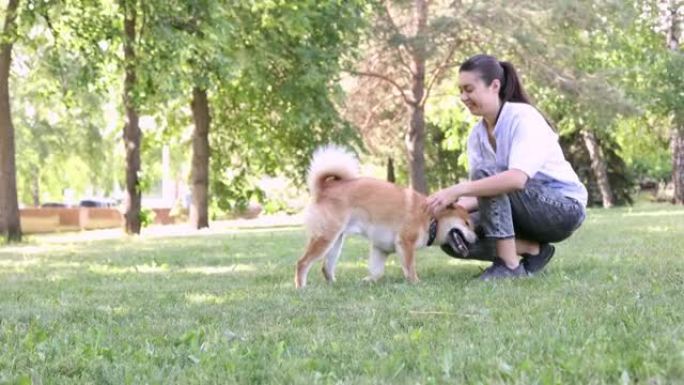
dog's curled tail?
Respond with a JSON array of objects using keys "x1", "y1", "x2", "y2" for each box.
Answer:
[{"x1": 307, "y1": 145, "x2": 360, "y2": 197}]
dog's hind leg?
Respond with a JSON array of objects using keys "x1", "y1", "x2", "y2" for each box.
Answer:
[
  {"x1": 362, "y1": 246, "x2": 388, "y2": 283},
  {"x1": 295, "y1": 235, "x2": 337, "y2": 288},
  {"x1": 322, "y1": 234, "x2": 345, "y2": 283}
]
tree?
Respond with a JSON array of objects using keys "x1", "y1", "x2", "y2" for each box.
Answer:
[
  {"x1": 44, "y1": 0, "x2": 146, "y2": 233},
  {"x1": 346, "y1": 0, "x2": 627, "y2": 198},
  {"x1": 172, "y1": 0, "x2": 216, "y2": 229},
  {"x1": 660, "y1": 0, "x2": 683, "y2": 203},
  {"x1": 348, "y1": 0, "x2": 469, "y2": 193},
  {"x1": 580, "y1": 130, "x2": 615, "y2": 207},
  {"x1": 190, "y1": 86, "x2": 210, "y2": 228},
  {"x1": 5, "y1": 0, "x2": 133, "y2": 214},
  {"x1": 127, "y1": 0, "x2": 373, "y2": 223},
  {"x1": 119, "y1": 0, "x2": 142, "y2": 233},
  {"x1": 131, "y1": 0, "x2": 211, "y2": 229},
  {"x1": 604, "y1": 0, "x2": 683, "y2": 203},
  {"x1": 405, "y1": 0, "x2": 429, "y2": 193},
  {"x1": 0, "y1": 0, "x2": 21, "y2": 242},
  {"x1": 205, "y1": 1, "x2": 369, "y2": 212}
]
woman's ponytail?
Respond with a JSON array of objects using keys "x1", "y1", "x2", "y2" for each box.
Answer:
[
  {"x1": 459, "y1": 55, "x2": 531, "y2": 105},
  {"x1": 498, "y1": 61, "x2": 531, "y2": 104}
]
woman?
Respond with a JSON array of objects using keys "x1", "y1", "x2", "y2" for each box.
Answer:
[{"x1": 426, "y1": 54, "x2": 587, "y2": 280}]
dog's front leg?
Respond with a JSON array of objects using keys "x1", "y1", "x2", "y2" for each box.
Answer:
[
  {"x1": 362, "y1": 246, "x2": 387, "y2": 282},
  {"x1": 397, "y1": 237, "x2": 419, "y2": 283}
]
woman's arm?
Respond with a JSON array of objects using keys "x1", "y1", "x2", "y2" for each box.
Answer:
[
  {"x1": 458, "y1": 169, "x2": 527, "y2": 197},
  {"x1": 426, "y1": 169, "x2": 528, "y2": 215},
  {"x1": 455, "y1": 196, "x2": 478, "y2": 212}
]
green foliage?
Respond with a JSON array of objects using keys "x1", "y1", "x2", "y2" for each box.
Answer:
[
  {"x1": 138, "y1": 207, "x2": 156, "y2": 228},
  {"x1": 660, "y1": 50, "x2": 684, "y2": 124},
  {"x1": 516, "y1": 0, "x2": 678, "y2": 205},
  {"x1": 1, "y1": 202, "x2": 684, "y2": 383},
  {"x1": 11, "y1": 0, "x2": 372, "y2": 210},
  {"x1": 6, "y1": 0, "x2": 679, "y2": 212},
  {"x1": 425, "y1": 94, "x2": 476, "y2": 189},
  {"x1": 262, "y1": 199, "x2": 291, "y2": 215},
  {"x1": 11, "y1": 14, "x2": 120, "y2": 205},
  {"x1": 391, "y1": 0, "x2": 664, "y2": 195},
  {"x1": 614, "y1": 113, "x2": 672, "y2": 182},
  {"x1": 560, "y1": 130, "x2": 634, "y2": 207},
  {"x1": 209, "y1": 163, "x2": 263, "y2": 213},
  {"x1": 637, "y1": 0, "x2": 684, "y2": 124},
  {"x1": 205, "y1": 1, "x2": 369, "y2": 210}
]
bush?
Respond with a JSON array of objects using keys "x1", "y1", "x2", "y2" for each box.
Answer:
[{"x1": 139, "y1": 208, "x2": 156, "y2": 228}]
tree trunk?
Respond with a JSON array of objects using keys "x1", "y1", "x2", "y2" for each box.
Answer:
[
  {"x1": 406, "y1": 0, "x2": 428, "y2": 194},
  {"x1": 672, "y1": 127, "x2": 684, "y2": 204},
  {"x1": 581, "y1": 129, "x2": 615, "y2": 208},
  {"x1": 190, "y1": 86, "x2": 210, "y2": 229},
  {"x1": 0, "y1": 0, "x2": 22, "y2": 243},
  {"x1": 32, "y1": 166, "x2": 40, "y2": 207},
  {"x1": 665, "y1": 0, "x2": 680, "y2": 52},
  {"x1": 122, "y1": 1, "x2": 142, "y2": 234},
  {"x1": 386, "y1": 157, "x2": 395, "y2": 183},
  {"x1": 666, "y1": 0, "x2": 683, "y2": 203}
]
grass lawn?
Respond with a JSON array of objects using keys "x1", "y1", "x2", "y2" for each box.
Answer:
[{"x1": 1, "y1": 202, "x2": 684, "y2": 384}]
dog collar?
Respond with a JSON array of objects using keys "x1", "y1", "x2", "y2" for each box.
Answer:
[{"x1": 426, "y1": 218, "x2": 438, "y2": 246}]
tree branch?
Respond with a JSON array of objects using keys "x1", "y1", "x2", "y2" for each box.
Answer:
[
  {"x1": 420, "y1": 38, "x2": 461, "y2": 107},
  {"x1": 347, "y1": 69, "x2": 415, "y2": 106},
  {"x1": 380, "y1": 1, "x2": 415, "y2": 76}
]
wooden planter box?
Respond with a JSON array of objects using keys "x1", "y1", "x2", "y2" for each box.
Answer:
[{"x1": 20, "y1": 208, "x2": 124, "y2": 234}]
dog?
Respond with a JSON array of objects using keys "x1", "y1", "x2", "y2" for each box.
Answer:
[{"x1": 294, "y1": 145, "x2": 477, "y2": 288}]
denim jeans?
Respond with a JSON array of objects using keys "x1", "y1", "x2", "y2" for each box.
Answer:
[{"x1": 450, "y1": 168, "x2": 586, "y2": 261}]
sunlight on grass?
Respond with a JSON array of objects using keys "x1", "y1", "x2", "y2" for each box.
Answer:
[
  {"x1": 95, "y1": 305, "x2": 129, "y2": 315},
  {"x1": 185, "y1": 292, "x2": 227, "y2": 305},
  {"x1": 0, "y1": 259, "x2": 82, "y2": 278},
  {"x1": 337, "y1": 259, "x2": 374, "y2": 268},
  {"x1": 180, "y1": 264, "x2": 257, "y2": 275},
  {"x1": 621, "y1": 210, "x2": 684, "y2": 217},
  {"x1": 89, "y1": 263, "x2": 169, "y2": 275},
  {"x1": 644, "y1": 225, "x2": 672, "y2": 233},
  {"x1": 87, "y1": 263, "x2": 258, "y2": 276},
  {"x1": 0, "y1": 258, "x2": 41, "y2": 267},
  {"x1": 46, "y1": 273, "x2": 66, "y2": 282},
  {"x1": 0, "y1": 245, "x2": 58, "y2": 256}
]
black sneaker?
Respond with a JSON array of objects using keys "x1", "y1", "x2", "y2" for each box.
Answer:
[
  {"x1": 479, "y1": 258, "x2": 528, "y2": 281},
  {"x1": 521, "y1": 244, "x2": 555, "y2": 274}
]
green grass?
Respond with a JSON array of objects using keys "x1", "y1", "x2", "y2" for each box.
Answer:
[{"x1": 1, "y1": 202, "x2": 684, "y2": 384}]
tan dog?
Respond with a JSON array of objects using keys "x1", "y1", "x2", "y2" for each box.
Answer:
[{"x1": 294, "y1": 145, "x2": 476, "y2": 288}]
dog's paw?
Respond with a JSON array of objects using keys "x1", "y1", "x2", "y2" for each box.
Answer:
[
  {"x1": 362, "y1": 275, "x2": 382, "y2": 283},
  {"x1": 406, "y1": 275, "x2": 420, "y2": 284},
  {"x1": 321, "y1": 267, "x2": 336, "y2": 283}
]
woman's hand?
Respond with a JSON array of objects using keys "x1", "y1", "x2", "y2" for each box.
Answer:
[{"x1": 426, "y1": 184, "x2": 466, "y2": 216}]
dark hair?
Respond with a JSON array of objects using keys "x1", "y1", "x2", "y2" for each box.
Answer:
[
  {"x1": 460, "y1": 54, "x2": 557, "y2": 130},
  {"x1": 459, "y1": 54, "x2": 531, "y2": 104}
]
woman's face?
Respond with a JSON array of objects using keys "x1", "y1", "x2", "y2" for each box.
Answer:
[{"x1": 458, "y1": 70, "x2": 500, "y2": 117}]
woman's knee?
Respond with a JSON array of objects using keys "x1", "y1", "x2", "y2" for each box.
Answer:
[{"x1": 515, "y1": 213, "x2": 584, "y2": 243}]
